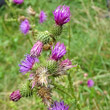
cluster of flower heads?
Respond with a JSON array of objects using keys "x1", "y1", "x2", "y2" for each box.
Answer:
[
  {"x1": 10, "y1": 4, "x2": 71, "y2": 110},
  {"x1": 10, "y1": 3, "x2": 95, "y2": 109},
  {"x1": 9, "y1": 2, "x2": 96, "y2": 109},
  {"x1": 20, "y1": 5, "x2": 70, "y2": 36},
  {"x1": 10, "y1": 42, "x2": 72, "y2": 109}
]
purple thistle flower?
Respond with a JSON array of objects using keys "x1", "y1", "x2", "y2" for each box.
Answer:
[
  {"x1": 39, "y1": 11, "x2": 47, "y2": 24},
  {"x1": 53, "y1": 5, "x2": 70, "y2": 26},
  {"x1": 60, "y1": 59, "x2": 73, "y2": 69},
  {"x1": 19, "y1": 54, "x2": 39, "y2": 75},
  {"x1": 20, "y1": 19, "x2": 30, "y2": 35},
  {"x1": 13, "y1": 0, "x2": 24, "y2": 4},
  {"x1": 49, "y1": 101, "x2": 69, "y2": 110},
  {"x1": 60, "y1": 59, "x2": 76, "y2": 70},
  {"x1": 87, "y1": 79, "x2": 94, "y2": 87},
  {"x1": 30, "y1": 41, "x2": 43, "y2": 57},
  {"x1": 51, "y1": 42, "x2": 66, "y2": 61},
  {"x1": 10, "y1": 90, "x2": 21, "y2": 102}
]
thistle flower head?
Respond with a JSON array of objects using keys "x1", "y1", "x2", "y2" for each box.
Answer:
[
  {"x1": 87, "y1": 79, "x2": 94, "y2": 87},
  {"x1": 20, "y1": 19, "x2": 30, "y2": 35},
  {"x1": 13, "y1": 0, "x2": 24, "y2": 4},
  {"x1": 38, "y1": 87, "x2": 52, "y2": 106},
  {"x1": 19, "y1": 54, "x2": 39, "y2": 75},
  {"x1": 53, "y1": 5, "x2": 70, "y2": 26},
  {"x1": 50, "y1": 42, "x2": 66, "y2": 61},
  {"x1": 10, "y1": 90, "x2": 21, "y2": 102},
  {"x1": 60, "y1": 59, "x2": 72, "y2": 67},
  {"x1": 30, "y1": 41, "x2": 43, "y2": 57},
  {"x1": 49, "y1": 101, "x2": 69, "y2": 110},
  {"x1": 26, "y1": 6, "x2": 36, "y2": 16},
  {"x1": 60, "y1": 59, "x2": 76, "y2": 70},
  {"x1": 32, "y1": 67, "x2": 48, "y2": 88},
  {"x1": 39, "y1": 11, "x2": 47, "y2": 24},
  {"x1": 37, "y1": 68, "x2": 48, "y2": 87},
  {"x1": 36, "y1": 31, "x2": 52, "y2": 44},
  {"x1": 45, "y1": 59, "x2": 58, "y2": 74}
]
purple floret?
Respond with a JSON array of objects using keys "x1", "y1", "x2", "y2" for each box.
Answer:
[
  {"x1": 87, "y1": 79, "x2": 94, "y2": 87},
  {"x1": 20, "y1": 19, "x2": 30, "y2": 35},
  {"x1": 53, "y1": 5, "x2": 70, "y2": 26},
  {"x1": 10, "y1": 90, "x2": 21, "y2": 102},
  {"x1": 13, "y1": 0, "x2": 24, "y2": 4},
  {"x1": 19, "y1": 54, "x2": 39, "y2": 75},
  {"x1": 39, "y1": 11, "x2": 47, "y2": 24},
  {"x1": 49, "y1": 101, "x2": 69, "y2": 110},
  {"x1": 51, "y1": 42, "x2": 66, "y2": 61}
]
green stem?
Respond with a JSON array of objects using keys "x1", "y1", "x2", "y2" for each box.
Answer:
[
  {"x1": 68, "y1": 23, "x2": 71, "y2": 57},
  {"x1": 68, "y1": 73, "x2": 74, "y2": 95},
  {"x1": 51, "y1": 77, "x2": 72, "y2": 98},
  {"x1": 68, "y1": 23, "x2": 81, "y2": 110},
  {"x1": 5, "y1": 0, "x2": 16, "y2": 17},
  {"x1": 28, "y1": 35, "x2": 33, "y2": 46},
  {"x1": 53, "y1": 83, "x2": 72, "y2": 98}
]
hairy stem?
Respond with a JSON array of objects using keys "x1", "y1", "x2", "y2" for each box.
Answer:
[
  {"x1": 68, "y1": 23, "x2": 81, "y2": 110},
  {"x1": 53, "y1": 83, "x2": 72, "y2": 98},
  {"x1": 28, "y1": 35, "x2": 33, "y2": 46}
]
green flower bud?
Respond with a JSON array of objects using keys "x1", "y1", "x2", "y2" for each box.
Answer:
[
  {"x1": 50, "y1": 25, "x2": 62, "y2": 38},
  {"x1": 19, "y1": 81, "x2": 33, "y2": 97},
  {"x1": 44, "y1": 60, "x2": 58, "y2": 74},
  {"x1": 35, "y1": 31, "x2": 53, "y2": 44}
]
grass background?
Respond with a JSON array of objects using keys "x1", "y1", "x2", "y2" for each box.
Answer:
[{"x1": 0, "y1": 0, "x2": 110, "y2": 109}]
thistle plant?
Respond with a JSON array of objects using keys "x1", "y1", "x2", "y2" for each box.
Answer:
[{"x1": 9, "y1": 2, "x2": 82, "y2": 110}]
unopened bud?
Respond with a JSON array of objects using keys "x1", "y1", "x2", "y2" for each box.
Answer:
[{"x1": 20, "y1": 81, "x2": 33, "y2": 97}]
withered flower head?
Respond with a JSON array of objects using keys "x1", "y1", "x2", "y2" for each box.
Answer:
[
  {"x1": 32, "y1": 67, "x2": 49, "y2": 88},
  {"x1": 26, "y1": 6, "x2": 36, "y2": 16},
  {"x1": 38, "y1": 87, "x2": 52, "y2": 106}
]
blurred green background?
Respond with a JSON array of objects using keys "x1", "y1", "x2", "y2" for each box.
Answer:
[{"x1": 0, "y1": 0, "x2": 110, "y2": 110}]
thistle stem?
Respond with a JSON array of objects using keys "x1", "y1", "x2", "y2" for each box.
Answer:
[
  {"x1": 53, "y1": 83, "x2": 72, "y2": 98},
  {"x1": 68, "y1": 23, "x2": 71, "y2": 57},
  {"x1": 5, "y1": 0, "x2": 17, "y2": 17},
  {"x1": 68, "y1": 23, "x2": 81, "y2": 110},
  {"x1": 28, "y1": 35, "x2": 33, "y2": 46},
  {"x1": 68, "y1": 72, "x2": 80, "y2": 110}
]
